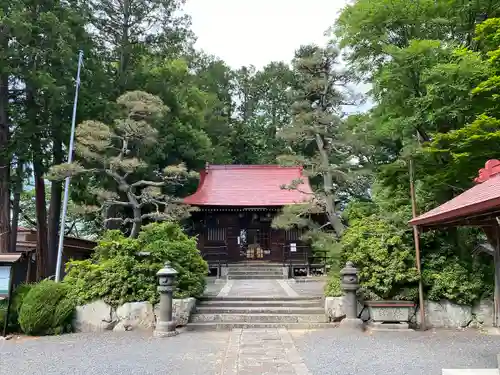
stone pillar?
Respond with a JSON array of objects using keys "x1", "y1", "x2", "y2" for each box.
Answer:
[
  {"x1": 154, "y1": 262, "x2": 179, "y2": 337},
  {"x1": 338, "y1": 261, "x2": 363, "y2": 329}
]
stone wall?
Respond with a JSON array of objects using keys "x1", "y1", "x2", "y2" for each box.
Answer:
[
  {"x1": 325, "y1": 297, "x2": 495, "y2": 329},
  {"x1": 73, "y1": 298, "x2": 197, "y2": 333}
]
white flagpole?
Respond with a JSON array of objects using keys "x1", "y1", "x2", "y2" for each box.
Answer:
[{"x1": 55, "y1": 50, "x2": 84, "y2": 282}]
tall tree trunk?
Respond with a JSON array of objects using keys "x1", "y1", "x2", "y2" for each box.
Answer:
[
  {"x1": 48, "y1": 139, "x2": 63, "y2": 271},
  {"x1": 27, "y1": 81, "x2": 49, "y2": 279},
  {"x1": 315, "y1": 133, "x2": 344, "y2": 237},
  {"x1": 10, "y1": 161, "x2": 23, "y2": 253},
  {"x1": 33, "y1": 152, "x2": 49, "y2": 280},
  {"x1": 0, "y1": 25, "x2": 10, "y2": 253},
  {"x1": 0, "y1": 73, "x2": 10, "y2": 253}
]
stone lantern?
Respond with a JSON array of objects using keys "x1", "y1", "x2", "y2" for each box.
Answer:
[
  {"x1": 339, "y1": 261, "x2": 363, "y2": 329},
  {"x1": 153, "y1": 261, "x2": 179, "y2": 337}
]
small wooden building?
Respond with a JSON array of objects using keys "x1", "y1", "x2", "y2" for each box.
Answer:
[
  {"x1": 183, "y1": 164, "x2": 322, "y2": 269},
  {"x1": 15, "y1": 228, "x2": 96, "y2": 281}
]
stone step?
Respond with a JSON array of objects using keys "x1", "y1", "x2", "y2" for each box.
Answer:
[
  {"x1": 198, "y1": 296, "x2": 322, "y2": 302},
  {"x1": 227, "y1": 270, "x2": 283, "y2": 276},
  {"x1": 227, "y1": 274, "x2": 286, "y2": 280},
  {"x1": 190, "y1": 313, "x2": 328, "y2": 323},
  {"x1": 228, "y1": 263, "x2": 282, "y2": 267},
  {"x1": 228, "y1": 267, "x2": 284, "y2": 273},
  {"x1": 196, "y1": 306, "x2": 325, "y2": 314},
  {"x1": 198, "y1": 299, "x2": 322, "y2": 308},
  {"x1": 186, "y1": 322, "x2": 336, "y2": 331}
]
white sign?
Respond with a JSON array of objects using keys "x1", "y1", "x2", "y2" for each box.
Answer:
[
  {"x1": 290, "y1": 243, "x2": 297, "y2": 252},
  {"x1": 0, "y1": 266, "x2": 11, "y2": 296}
]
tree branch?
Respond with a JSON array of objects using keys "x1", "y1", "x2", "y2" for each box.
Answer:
[
  {"x1": 131, "y1": 180, "x2": 165, "y2": 188},
  {"x1": 105, "y1": 199, "x2": 132, "y2": 207}
]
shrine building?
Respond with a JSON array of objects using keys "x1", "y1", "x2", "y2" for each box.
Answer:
[{"x1": 183, "y1": 164, "x2": 328, "y2": 277}]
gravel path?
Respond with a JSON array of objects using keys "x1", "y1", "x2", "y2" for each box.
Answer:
[
  {"x1": 290, "y1": 328, "x2": 500, "y2": 375},
  {"x1": 0, "y1": 331, "x2": 229, "y2": 375},
  {"x1": 2, "y1": 328, "x2": 500, "y2": 374}
]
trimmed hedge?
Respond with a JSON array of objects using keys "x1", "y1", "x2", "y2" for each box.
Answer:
[{"x1": 18, "y1": 280, "x2": 75, "y2": 335}]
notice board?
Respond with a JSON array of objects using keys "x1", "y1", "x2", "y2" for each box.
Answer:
[{"x1": 0, "y1": 265, "x2": 11, "y2": 297}]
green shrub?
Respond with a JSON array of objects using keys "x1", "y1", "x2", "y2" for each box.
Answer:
[
  {"x1": 324, "y1": 273, "x2": 343, "y2": 297},
  {"x1": 64, "y1": 222, "x2": 209, "y2": 307},
  {"x1": 0, "y1": 283, "x2": 34, "y2": 333},
  {"x1": 18, "y1": 280, "x2": 75, "y2": 335},
  {"x1": 340, "y1": 214, "x2": 419, "y2": 300},
  {"x1": 423, "y1": 253, "x2": 489, "y2": 305}
]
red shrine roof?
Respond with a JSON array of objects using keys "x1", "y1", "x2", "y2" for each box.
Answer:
[
  {"x1": 183, "y1": 164, "x2": 314, "y2": 206},
  {"x1": 409, "y1": 159, "x2": 500, "y2": 228}
]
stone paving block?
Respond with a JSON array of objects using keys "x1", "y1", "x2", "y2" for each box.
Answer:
[{"x1": 220, "y1": 327, "x2": 312, "y2": 374}]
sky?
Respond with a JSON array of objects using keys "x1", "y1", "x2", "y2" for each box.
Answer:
[
  {"x1": 183, "y1": 0, "x2": 371, "y2": 112},
  {"x1": 183, "y1": 0, "x2": 347, "y2": 70}
]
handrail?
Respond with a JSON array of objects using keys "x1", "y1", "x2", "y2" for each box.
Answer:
[
  {"x1": 201, "y1": 245, "x2": 229, "y2": 279},
  {"x1": 281, "y1": 244, "x2": 332, "y2": 276}
]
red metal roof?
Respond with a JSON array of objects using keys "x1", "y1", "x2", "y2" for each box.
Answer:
[
  {"x1": 183, "y1": 165, "x2": 314, "y2": 206},
  {"x1": 409, "y1": 159, "x2": 500, "y2": 227}
]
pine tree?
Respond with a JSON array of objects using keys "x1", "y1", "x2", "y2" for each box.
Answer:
[
  {"x1": 277, "y1": 43, "x2": 364, "y2": 237},
  {"x1": 49, "y1": 91, "x2": 197, "y2": 238}
]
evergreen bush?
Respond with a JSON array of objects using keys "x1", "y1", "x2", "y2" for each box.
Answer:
[
  {"x1": 340, "y1": 213, "x2": 419, "y2": 300},
  {"x1": 18, "y1": 280, "x2": 75, "y2": 335},
  {"x1": 324, "y1": 273, "x2": 343, "y2": 297},
  {"x1": 64, "y1": 222, "x2": 208, "y2": 307},
  {"x1": 0, "y1": 283, "x2": 34, "y2": 332}
]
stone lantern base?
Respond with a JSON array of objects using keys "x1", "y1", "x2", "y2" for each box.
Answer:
[
  {"x1": 154, "y1": 321, "x2": 178, "y2": 338},
  {"x1": 338, "y1": 318, "x2": 364, "y2": 330}
]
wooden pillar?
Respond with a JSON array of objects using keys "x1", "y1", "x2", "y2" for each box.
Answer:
[{"x1": 495, "y1": 222, "x2": 500, "y2": 327}]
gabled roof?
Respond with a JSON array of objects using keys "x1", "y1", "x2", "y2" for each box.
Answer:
[
  {"x1": 409, "y1": 159, "x2": 500, "y2": 228},
  {"x1": 183, "y1": 164, "x2": 314, "y2": 206}
]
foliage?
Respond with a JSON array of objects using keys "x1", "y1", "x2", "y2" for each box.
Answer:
[
  {"x1": 274, "y1": 43, "x2": 368, "y2": 241},
  {"x1": 324, "y1": 272, "x2": 343, "y2": 297},
  {"x1": 64, "y1": 222, "x2": 208, "y2": 307},
  {"x1": 341, "y1": 211, "x2": 419, "y2": 301},
  {"x1": 18, "y1": 186, "x2": 100, "y2": 239},
  {"x1": 49, "y1": 91, "x2": 198, "y2": 238},
  {"x1": 0, "y1": 283, "x2": 33, "y2": 332},
  {"x1": 423, "y1": 252, "x2": 492, "y2": 305},
  {"x1": 3, "y1": 0, "x2": 500, "y2": 309},
  {"x1": 18, "y1": 280, "x2": 75, "y2": 335},
  {"x1": 332, "y1": 0, "x2": 500, "y2": 305}
]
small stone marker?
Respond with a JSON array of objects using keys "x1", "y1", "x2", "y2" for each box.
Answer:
[
  {"x1": 338, "y1": 261, "x2": 363, "y2": 330},
  {"x1": 153, "y1": 262, "x2": 179, "y2": 337}
]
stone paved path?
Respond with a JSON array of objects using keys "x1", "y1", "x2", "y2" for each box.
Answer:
[
  {"x1": 217, "y1": 280, "x2": 295, "y2": 297},
  {"x1": 221, "y1": 328, "x2": 311, "y2": 375}
]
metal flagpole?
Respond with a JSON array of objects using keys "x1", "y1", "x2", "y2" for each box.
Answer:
[
  {"x1": 409, "y1": 158, "x2": 426, "y2": 330},
  {"x1": 55, "y1": 50, "x2": 84, "y2": 282}
]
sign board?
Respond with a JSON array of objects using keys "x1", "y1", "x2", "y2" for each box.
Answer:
[
  {"x1": 0, "y1": 265, "x2": 11, "y2": 297},
  {"x1": 290, "y1": 243, "x2": 297, "y2": 252}
]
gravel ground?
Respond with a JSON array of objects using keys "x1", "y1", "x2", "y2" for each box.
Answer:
[
  {"x1": 290, "y1": 328, "x2": 500, "y2": 375},
  {"x1": 289, "y1": 281, "x2": 326, "y2": 297},
  {"x1": 2, "y1": 328, "x2": 500, "y2": 374},
  {"x1": 0, "y1": 330, "x2": 229, "y2": 375}
]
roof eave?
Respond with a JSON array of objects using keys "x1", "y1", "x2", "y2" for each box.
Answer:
[{"x1": 409, "y1": 196, "x2": 500, "y2": 228}]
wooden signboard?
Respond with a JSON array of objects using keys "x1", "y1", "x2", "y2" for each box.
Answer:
[
  {"x1": 0, "y1": 258, "x2": 17, "y2": 338},
  {"x1": 0, "y1": 265, "x2": 11, "y2": 297}
]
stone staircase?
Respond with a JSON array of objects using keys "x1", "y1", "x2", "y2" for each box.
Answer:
[
  {"x1": 187, "y1": 296, "x2": 331, "y2": 330},
  {"x1": 226, "y1": 262, "x2": 286, "y2": 280}
]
